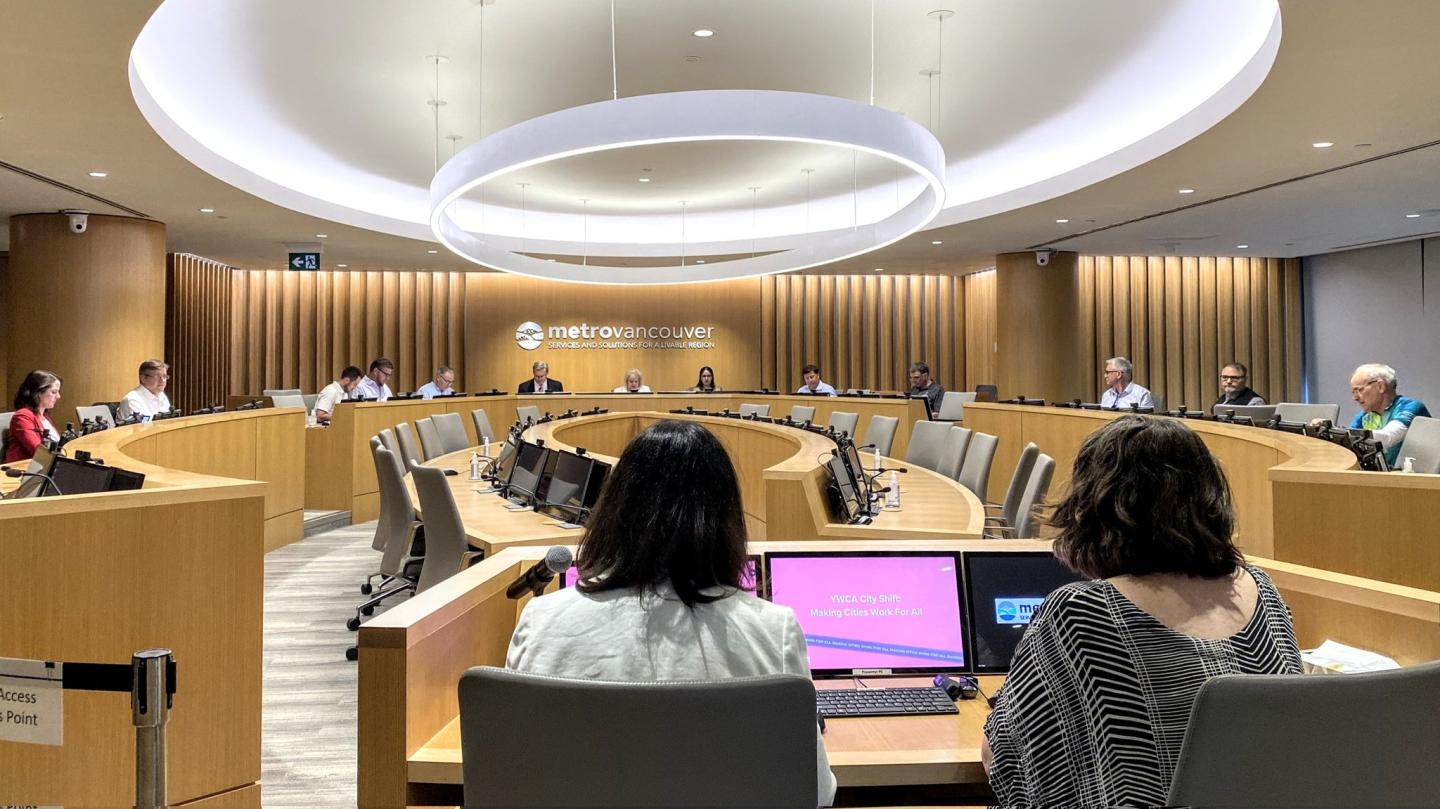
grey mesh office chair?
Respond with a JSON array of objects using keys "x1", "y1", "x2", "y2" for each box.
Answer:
[
  {"x1": 414, "y1": 417, "x2": 445, "y2": 461},
  {"x1": 984, "y1": 442, "x2": 1039, "y2": 534},
  {"x1": 957, "y1": 431, "x2": 999, "y2": 499},
  {"x1": 302, "y1": 392, "x2": 319, "y2": 413},
  {"x1": 366, "y1": 436, "x2": 391, "y2": 554},
  {"x1": 459, "y1": 667, "x2": 818, "y2": 809},
  {"x1": 75, "y1": 404, "x2": 116, "y2": 429},
  {"x1": 410, "y1": 465, "x2": 479, "y2": 592},
  {"x1": 905, "y1": 420, "x2": 952, "y2": 473},
  {"x1": 262, "y1": 387, "x2": 302, "y2": 399},
  {"x1": 788, "y1": 404, "x2": 817, "y2": 424},
  {"x1": 937, "y1": 391, "x2": 977, "y2": 421},
  {"x1": 1397, "y1": 415, "x2": 1440, "y2": 473},
  {"x1": 348, "y1": 444, "x2": 423, "y2": 632},
  {"x1": 378, "y1": 427, "x2": 399, "y2": 458},
  {"x1": 1151, "y1": 391, "x2": 1165, "y2": 413},
  {"x1": 863, "y1": 414, "x2": 899, "y2": 457},
  {"x1": 471, "y1": 408, "x2": 496, "y2": 446},
  {"x1": 431, "y1": 412, "x2": 471, "y2": 455},
  {"x1": 1274, "y1": 402, "x2": 1340, "y2": 423},
  {"x1": 738, "y1": 403, "x2": 770, "y2": 418},
  {"x1": 1009, "y1": 453, "x2": 1055, "y2": 539},
  {"x1": 1168, "y1": 660, "x2": 1440, "y2": 808},
  {"x1": 935, "y1": 426, "x2": 973, "y2": 481},
  {"x1": 1212, "y1": 404, "x2": 1277, "y2": 422},
  {"x1": 826, "y1": 410, "x2": 859, "y2": 439},
  {"x1": 515, "y1": 405, "x2": 542, "y2": 424},
  {"x1": 270, "y1": 393, "x2": 306, "y2": 410},
  {"x1": 394, "y1": 421, "x2": 425, "y2": 471}
]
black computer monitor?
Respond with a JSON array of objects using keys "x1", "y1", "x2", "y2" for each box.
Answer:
[
  {"x1": 44, "y1": 456, "x2": 115, "y2": 496},
  {"x1": 824, "y1": 453, "x2": 863, "y2": 522},
  {"x1": 108, "y1": 467, "x2": 147, "y2": 491},
  {"x1": 505, "y1": 441, "x2": 551, "y2": 506},
  {"x1": 962, "y1": 551, "x2": 1087, "y2": 673},
  {"x1": 487, "y1": 433, "x2": 520, "y2": 483},
  {"x1": 537, "y1": 451, "x2": 610, "y2": 524}
]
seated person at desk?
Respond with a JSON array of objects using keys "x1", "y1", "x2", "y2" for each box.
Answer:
[
  {"x1": 613, "y1": 368, "x2": 651, "y2": 393},
  {"x1": 506, "y1": 420, "x2": 836, "y2": 805},
  {"x1": 313, "y1": 366, "x2": 363, "y2": 425},
  {"x1": 1099, "y1": 355, "x2": 1153, "y2": 409},
  {"x1": 2, "y1": 370, "x2": 62, "y2": 463},
  {"x1": 353, "y1": 357, "x2": 394, "y2": 401},
  {"x1": 1337, "y1": 362, "x2": 1431, "y2": 468},
  {"x1": 517, "y1": 361, "x2": 562, "y2": 394},
  {"x1": 1214, "y1": 362, "x2": 1265, "y2": 407},
  {"x1": 117, "y1": 359, "x2": 172, "y2": 421},
  {"x1": 983, "y1": 416, "x2": 1301, "y2": 808},
  {"x1": 796, "y1": 363, "x2": 837, "y2": 396},
  {"x1": 906, "y1": 360, "x2": 946, "y2": 418},
  {"x1": 417, "y1": 366, "x2": 457, "y2": 399},
  {"x1": 689, "y1": 365, "x2": 720, "y2": 392}
]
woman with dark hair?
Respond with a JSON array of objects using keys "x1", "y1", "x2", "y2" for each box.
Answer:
[
  {"x1": 983, "y1": 416, "x2": 1301, "y2": 808},
  {"x1": 689, "y1": 365, "x2": 720, "y2": 392},
  {"x1": 506, "y1": 420, "x2": 836, "y2": 804},
  {"x1": 3, "y1": 370, "x2": 63, "y2": 463}
]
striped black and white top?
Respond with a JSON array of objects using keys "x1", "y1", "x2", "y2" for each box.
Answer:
[{"x1": 984, "y1": 567, "x2": 1302, "y2": 808}]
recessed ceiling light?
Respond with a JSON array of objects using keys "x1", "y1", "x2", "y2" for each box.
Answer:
[
  {"x1": 1406, "y1": 213, "x2": 1422, "y2": 218},
  {"x1": 1312, "y1": 141, "x2": 1334, "y2": 149},
  {"x1": 695, "y1": 259, "x2": 705, "y2": 264},
  {"x1": 336, "y1": 263, "x2": 348, "y2": 268},
  {"x1": 873, "y1": 267, "x2": 885, "y2": 272},
  {"x1": 316, "y1": 233, "x2": 328, "y2": 238},
  {"x1": 693, "y1": 29, "x2": 714, "y2": 38},
  {"x1": 427, "y1": 249, "x2": 439, "y2": 254},
  {"x1": 931, "y1": 240, "x2": 943, "y2": 245},
  {"x1": 1236, "y1": 244, "x2": 1249, "y2": 249},
  {"x1": 1055, "y1": 218, "x2": 1070, "y2": 224},
  {"x1": 88, "y1": 171, "x2": 108, "y2": 178},
  {"x1": 638, "y1": 177, "x2": 651, "y2": 182},
  {"x1": 199, "y1": 208, "x2": 215, "y2": 213},
  {"x1": 546, "y1": 258, "x2": 556, "y2": 262},
  {"x1": 1178, "y1": 187, "x2": 1195, "y2": 194}
]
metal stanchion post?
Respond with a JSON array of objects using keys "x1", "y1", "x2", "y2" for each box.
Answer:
[{"x1": 132, "y1": 649, "x2": 173, "y2": 809}]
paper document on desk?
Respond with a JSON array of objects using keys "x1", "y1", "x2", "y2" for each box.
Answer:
[{"x1": 1300, "y1": 640, "x2": 1399, "y2": 674}]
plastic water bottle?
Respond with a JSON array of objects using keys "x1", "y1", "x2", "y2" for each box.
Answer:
[
  {"x1": 873, "y1": 448, "x2": 882, "y2": 476},
  {"x1": 885, "y1": 470, "x2": 901, "y2": 510},
  {"x1": 1402, "y1": 457, "x2": 1416, "y2": 473},
  {"x1": 469, "y1": 452, "x2": 482, "y2": 481},
  {"x1": 481, "y1": 437, "x2": 491, "y2": 459}
]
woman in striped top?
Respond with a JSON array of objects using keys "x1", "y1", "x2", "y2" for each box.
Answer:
[{"x1": 983, "y1": 416, "x2": 1302, "y2": 808}]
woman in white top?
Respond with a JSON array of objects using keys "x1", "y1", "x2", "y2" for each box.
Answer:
[
  {"x1": 507, "y1": 419, "x2": 836, "y2": 806},
  {"x1": 612, "y1": 367, "x2": 652, "y2": 393}
]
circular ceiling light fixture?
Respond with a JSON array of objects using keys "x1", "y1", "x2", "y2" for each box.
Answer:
[{"x1": 431, "y1": 89, "x2": 946, "y2": 284}]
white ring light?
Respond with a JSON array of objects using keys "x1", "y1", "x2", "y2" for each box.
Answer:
[{"x1": 429, "y1": 89, "x2": 945, "y2": 285}]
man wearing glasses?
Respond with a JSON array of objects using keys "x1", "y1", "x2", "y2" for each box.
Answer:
[
  {"x1": 117, "y1": 359, "x2": 173, "y2": 421},
  {"x1": 1337, "y1": 363, "x2": 1430, "y2": 468},
  {"x1": 353, "y1": 357, "x2": 395, "y2": 402},
  {"x1": 1099, "y1": 356, "x2": 1153, "y2": 410},
  {"x1": 1214, "y1": 363, "x2": 1265, "y2": 407}
]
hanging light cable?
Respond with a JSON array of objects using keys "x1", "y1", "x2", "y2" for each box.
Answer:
[{"x1": 610, "y1": 0, "x2": 619, "y2": 100}]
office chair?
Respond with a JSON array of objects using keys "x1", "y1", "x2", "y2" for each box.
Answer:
[
  {"x1": 905, "y1": 420, "x2": 952, "y2": 473},
  {"x1": 348, "y1": 444, "x2": 423, "y2": 633},
  {"x1": 515, "y1": 405, "x2": 542, "y2": 424},
  {"x1": 937, "y1": 391, "x2": 977, "y2": 421},
  {"x1": 366, "y1": 436, "x2": 392, "y2": 554},
  {"x1": 738, "y1": 403, "x2": 770, "y2": 418},
  {"x1": 471, "y1": 408, "x2": 496, "y2": 446},
  {"x1": 262, "y1": 387, "x2": 302, "y2": 399},
  {"x1": 1167, "y1": 660, "x2": 1440, "y2": 808},
  {"x1": 0, "y1": 411, "x2": 11, "y2": 450},
  {"x1": 414, "y1": 417, "x2": 446, "y2": 461},
  {"x1": 826, "y1": 410, "x2": 859, "y2": 439},
  {"x1": 957, "y1": 431, "x2": 999, "y2": 499},
  {"x1": 984, "y1": 452, "x2": 1054, "y2": 539},
  {"x1": 1151, "y1": 391, "x2": 1165, "y2": 413},
  {"x1": 935, "y1": 426, "x2": 973, "y2": 481},
  {"x1": 1274, "y1": 402, "x2": 1340, "y2": 423},
  {"x1": 974, "y1": 384, "x2": 999, "y2": 403},
  {"x1": 459, "y1": 667, "x2": 818, "y2": 809},
  {"x1": 431, "y1": 412, "x2": 472, "y2": 455},
  {"x1": 788, "y1": 404, "x2": 817, "y2": 424},
  {"x1": 410, "y1": 465, "x2": 481, "y2": 592},
  {"x1": 75, "y1": 404, "x2": 116, "y2": 429},
  {"x1": 270, "y1": 393, "x2": 306, "y2": 410},
  {"x1": 984, "y1": 442, "x2": 1039, "y2": 534},
  {"x1": 302, "y1": 392, "x2": 319, "y2": 413},
  {"x1": 1212, "y1": 404, "x2": 1277, "y2": 422},
  {"x1": 1396, "y1": 415, "x2": 1440, "y2": 472},
  {"x1": 394, "y1": 421, "x2": 425, "y2": 471},
  {"x1": 377, "y1": 427, "x2": 399, "y2": 459},
  {"x1": 863, "y1": 414, "x2": 899, "y2": 457}
]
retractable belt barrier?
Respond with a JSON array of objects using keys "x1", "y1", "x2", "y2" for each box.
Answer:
[{"x1": 62, "y1": 649, "x2": 178, "y2": 809}]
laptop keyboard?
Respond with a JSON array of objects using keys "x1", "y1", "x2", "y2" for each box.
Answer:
[{"x1": 815, "y1": 686, "x2": 959, "y2": 718}]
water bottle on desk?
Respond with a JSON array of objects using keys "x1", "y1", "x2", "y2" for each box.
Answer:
[
  {"x1": 884, "y1": 470, "x2": 901, "y2": 510},
  {"x1": 469, "y1": 451, "x2": 482, "y2": 481}
]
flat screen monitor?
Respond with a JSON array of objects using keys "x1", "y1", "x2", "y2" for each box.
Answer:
[
  {"x1": 764, "y1": 551, "x2": 968, "y2": 677},
  {"x1": 505, "y1": 441, "x2": 551, "y2": 505},
  {"x1": 537, "y1": 451, "x2": 610, "y2": 524},
  {"x1": 962, "y1": 551, "x2": 1086, "y2": 673},
  {"x1": 1212, "y1": 404, "x2": 1277, "y2": 423},
  {"x1": 7, "y1": 445, "x2": 55, "y2": 499},
  {"x1": 108, "y1": 467, "x2": 147, "y2": 491},
  {"x1": 488, "y1": 434, "x2": 519, "y2": 483},
  {"x1": 839, "y1": 441, "x2": 874, "y2": 506},
  {"x1": 44, "y1": 456, "x2": 115, "y2": 496},
  {"x1": 824, "y1": 453, "x2": 863, "y2": 522},
  {"x1": 563, "y1": 554, "x2": 761, "y2": 595}
]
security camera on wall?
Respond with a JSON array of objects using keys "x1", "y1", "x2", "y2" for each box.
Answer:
[
  {"x1": 1034, "y1": 248, "x2": 1055, "y2": 266},
  {"x1": 61, "y1": 209, "x2": 90, "y2": 234}
]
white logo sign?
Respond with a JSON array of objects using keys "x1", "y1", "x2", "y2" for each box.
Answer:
[
  {"x1": 0, "y1": 657, "x2": 64, "y2": 746},
  {"x1": 515, "y1": 321, "x2": 544, "y2": 351}
]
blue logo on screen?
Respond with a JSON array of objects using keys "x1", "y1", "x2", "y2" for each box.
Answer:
[{"x1": 994, "y1": 597, "x2": 1046, "y2": 625}]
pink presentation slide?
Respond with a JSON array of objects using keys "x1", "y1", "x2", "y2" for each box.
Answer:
[{"x1": 768, "y1": 554, "x2": 966, "y2": 670}]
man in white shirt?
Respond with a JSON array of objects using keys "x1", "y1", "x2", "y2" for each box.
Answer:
[
  {"x1": 353, "y1": 357, "x2": 394, "y2": 402},
  {"x1": 1099, "y1": 356, "x2": 1154, "y2": 409},
  {"x1": 313, "y1": 366, "x2": 363, "y2": 424},
  {"x1": 117, "y1": 359, "x2": 173, "y2": 421},
  {"x1": 795, "y1": 363, "x2": 837, "y2": 396},
  {"x1": 417, "y1": 366, "x2": 457, "y2": 399}
]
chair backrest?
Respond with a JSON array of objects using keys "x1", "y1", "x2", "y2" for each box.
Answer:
[
  {"x1": 270, "y1": 393, "x2": 306, "y2": 410},
  {"x1": 1274, "y1": 402, "x2": 1340, "y2": 423},
  {"x1": 394, "y1": 421, "x2": 424, "y2": 471},
  {"x1": 937, "y1": 391, "x2": 977, "y2": 421},
  {"x1": 432, "y1": 412, "x2": 471, "y2": 455},
  {"x1": 302, "y1": 393, "x2": 319, "y2": 413},
  {"x1": 826, "y1": 410, "x2": 859, "y2": 439},
  {"x1": 75, "y1": 405, "x2": 115, "y2": 429},
  {"x1": 368, "y1": 436, "x2": 390, "y2": 551},
  {"x1": 863, "y1": 414, "x2": 899, "y2": 457},
  {"x1": 373, "y1": 445, "x2": 420, "y2": 576},
  {"x1": 1212, "y1": 403, "x2": 1277, "y2": 422},
  {"x1": 262, "y1": 388, "x2": 302, "y2": 398},
  {"x1": 1398, "y1": 414, "x2": 1440, "y2": 473},
  {"x1": 788, "y1": 404, "x2": 816, "y2": 424},
  {"x1": 1151, "y1": 391, "x2": 1165, "y2": 413},
  {"x1": 410, "y1": 465, "x2": 470, "y2": 593},
  {"x1": 1013, "y1": 453, "x2": 1055, "y2": 539},
  {"x1": 974, "y1": 384, "x2": 998, "y2": 403},
  {"x1": 459, "y1": 667, "x2": 818, "y2": 808},
  {"x1": 515, "y1": 405, "x2": 542, "y2": 424},
  {"x1": 905, "y1": 420, "x2": 953, "y2": 472},
  {"x1": 414, "y1": 417, "x2": 445, "y2": 461},
  {"x1": 738, "y1": 403, "x2": 770, "y2": 418},
  {"x1": 997, "y1": 442, "x2": 1040, "y2": 524},
  {"x1": 957, "y1": 431, "x2": 999, "y2": 498},
  {"x1": 935, "y1": 426, "x2": 972, "y2": 480},
  {"x1": 471, "y1": 408, "x2": 496, "y2": 445},
  {"x1": 378, "y1": 427, "x2": 398, "y2": 458},
  {"x1": 1167, "y1": 660, "x2": 1440, "y2": 809}
]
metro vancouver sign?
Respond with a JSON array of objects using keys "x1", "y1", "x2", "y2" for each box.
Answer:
[{"x1": 515, "y1": 321, "x2": 717, "y2": 351}]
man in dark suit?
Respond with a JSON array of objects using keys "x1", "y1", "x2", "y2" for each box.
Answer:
[{"x1": 518, "y1": 361, "x2": 563, "y2": 394}]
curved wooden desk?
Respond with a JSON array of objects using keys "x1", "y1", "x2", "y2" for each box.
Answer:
[{"x1": 0, "y1": 408, "x2": 303, "y2": 808}]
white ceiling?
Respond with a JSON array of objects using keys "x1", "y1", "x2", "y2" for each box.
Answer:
[{"x1": 3, "y1": 0, "x2": 1440, "y2": 275}]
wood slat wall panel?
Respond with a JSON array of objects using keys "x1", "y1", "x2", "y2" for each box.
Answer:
[
  {"x1": 166, "y1": 254, "x2": 233, "y2": 412},
  {"x1": 1077, "y1": 256, "x2": 1302, "y2": 409}
]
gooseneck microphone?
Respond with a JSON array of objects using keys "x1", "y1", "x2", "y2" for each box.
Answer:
[
  {"x1": 505, "y1": 546, "x2": 574, "y2": 599},
  {"x1": 3, "y1": 466, "x2": 63, "y2": 496}
]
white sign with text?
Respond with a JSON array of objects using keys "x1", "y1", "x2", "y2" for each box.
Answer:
[{"x1": 0, "y1": 657, "x2": 64, "y2": 746}]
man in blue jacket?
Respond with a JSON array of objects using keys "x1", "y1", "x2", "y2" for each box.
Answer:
[{"x1": 1345, "y1": 363, "x2": 1430, "y2": 468}]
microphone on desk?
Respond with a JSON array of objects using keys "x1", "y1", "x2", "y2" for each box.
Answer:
[
  {"x1": 3, "y1": 466, "x2": 63, "y2": 496},
  {"x1": 504, "y1": 546, "x2": 574, "y2": 599}
]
